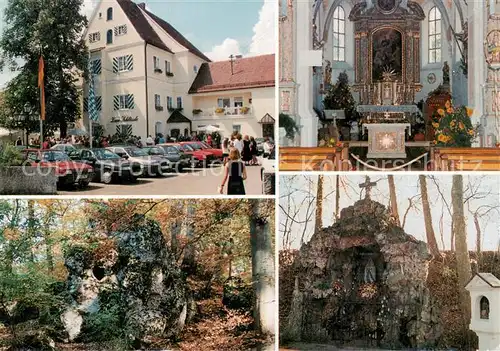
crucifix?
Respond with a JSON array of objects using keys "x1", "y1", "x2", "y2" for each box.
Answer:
[{"x1": 359, "y1": 176, "x2": 377, "y2": 199}]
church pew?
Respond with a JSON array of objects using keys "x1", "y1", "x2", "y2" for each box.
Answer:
[
  {"x1": 279, "y1": 147, "x2": 350, "y2": 171},
  {"x1": 434, "y1": 148, "x2": 500, "y2": 171}
]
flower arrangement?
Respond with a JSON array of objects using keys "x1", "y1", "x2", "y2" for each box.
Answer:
[
  {"x1": 215, "y1": 107, "x2": 225, "y2": 114},
  {"x1": 432, "y1": 100, "x2": 475, "y2": 147},
  {"x1": 240, "y1": 106, "x2": 250, "y2": 114},
  {"x1": 358, "y1": 283, "x2": 377, "y2": 299},
  {"x1": 318, "y1": 137, "x2": 343, "y2": 148}
]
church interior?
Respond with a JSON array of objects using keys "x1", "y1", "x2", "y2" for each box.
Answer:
[{"x1": 279, "y1": 0, "x2": 500, "y2": 171}]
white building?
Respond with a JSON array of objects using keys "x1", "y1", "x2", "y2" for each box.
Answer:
[
  {"x1": 83, "y1": 0, "x2": 210, "y2": 139},
  {"x1": 83, "y1": 0, "x2": 275, "y2": 141},
  {"x1": 189, "y1": 54, "x2": 275, "y2": 139}
]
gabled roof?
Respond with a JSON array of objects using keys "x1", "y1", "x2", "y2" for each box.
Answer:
[
  {"x1": 189, "y1": 54, "x2": 275, "y2": 94},
  {"x1": 466, "y1": 273, "x2": 500, "y2": 288},
  {"x1": 116, "y1": 0, "x2": 173, "y2": 53},
  {"x1": 143, "y1": 9, "x2": 211, "y2": 62},
  {"x1": 167, "y1": 110, "x2": 191, "y2": 124}
]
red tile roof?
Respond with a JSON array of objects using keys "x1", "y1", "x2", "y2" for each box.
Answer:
[
  {"x1": 189, "y1": 54, "x2": 275, "y2": 94},
  {"x1": 117, "y1": 0, "x2": 173, "y2": 53}
]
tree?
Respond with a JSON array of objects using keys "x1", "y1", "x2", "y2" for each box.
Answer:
[
  {"x1": 250, "y1": 200, "x2": 275, "y2": 336},
  {"x1": 335, "y1": 175, "x2": 340, "y2": 221},
  {"x1": 315, "y1": 175, "x2": 323, "y2": 232},
  {"x1": 388, "y1": 175, "x2": 400, "y2": 226},
  {"x1": 0, "y1": 0, "x2": 88, "y2": 137},
  {"x1": 451, "y1": 175, "x2": 471, "y2": 325},
  {"x1": 323, "y1": 72, "x2": 359, "y2": 123},
  {"x1": 419, "y1": 176, "x2": 441, "y2": 258}
]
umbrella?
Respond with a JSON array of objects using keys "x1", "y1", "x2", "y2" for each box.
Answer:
[{"x1": 204, "y1": 125, "x2": 221, "y2": 133}]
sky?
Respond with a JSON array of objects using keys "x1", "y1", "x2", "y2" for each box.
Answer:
[
  {"x1": 0, "y1": 0, "x2": 275, "y2": 88},
  {"x1": 279, "y1": 175, "x2": 500, "y2": 252}
]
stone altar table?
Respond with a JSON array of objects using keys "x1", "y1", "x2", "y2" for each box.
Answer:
[{"x1": 365, "y1": 123, "x2": 411, "y2": 158}]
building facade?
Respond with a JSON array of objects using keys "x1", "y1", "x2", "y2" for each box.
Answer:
[
  {"x1": 83, "y1": 0, "x2": 275, "y2": 141},
  {"x1": 83, "y1": 0, "x2": 209, "y2": 140},
  {"x1": 189, "y1": 54, "x2": 275, "y2": 139}
]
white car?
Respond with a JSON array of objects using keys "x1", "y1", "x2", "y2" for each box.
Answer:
[
  {"x1": 50, "y1": 144, "x2": 77, "y2": 154},
  {"x1": 260, "y1": 148, "x2": 275, "y2": 195}
]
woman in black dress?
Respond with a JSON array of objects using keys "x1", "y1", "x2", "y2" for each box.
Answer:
[
  {"x1": 219, "y1": 148, "x2": 247, "y2": 195},
  {"x1": 242, "y1": 135, "x2": 252, "y2": 165},
  {"x1": 250, "y1": 136, "x2": 258, "y2": 165}
]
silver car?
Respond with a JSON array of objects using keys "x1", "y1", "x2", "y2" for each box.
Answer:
[{"x1": 106, "y1": 146, "x2": 171, "y2": 176}]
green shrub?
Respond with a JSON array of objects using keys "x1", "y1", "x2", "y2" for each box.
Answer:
[{"x1": 0, "y1": 143, "x2": 23, "y2": 167}]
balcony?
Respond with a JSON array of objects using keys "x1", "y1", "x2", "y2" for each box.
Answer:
[{"x1": 194, "y1": 106, "x2": 252, "y2": 118}]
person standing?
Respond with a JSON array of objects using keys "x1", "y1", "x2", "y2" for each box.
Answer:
[
  {"x1": 242, "y1": 135, "x2": 252, "y2": 166},
  {"x1": 222, "y1": 138, "x2": 230, "y2": 165},
  {"x1": 15, "y1": 137, "x2": 22, "y2": 146},
  {"x1": 250, "y1": 136, "x2": 258, "y2": 165},
  {"x1": 219, "y1": 148, "x2": 246, "y2": 195},
  {"x1": 233, "y1": 134, "x2": 243, "y2": 155},
  {"x1": 207, "y1": 134, "x2": 212, "y2": 147},
  {"x1": 263, "y1": 138, "x2": 272, "y2": 158},
  {"x1": 146, "y1": 135, "x2": 154, "y2": 146}
]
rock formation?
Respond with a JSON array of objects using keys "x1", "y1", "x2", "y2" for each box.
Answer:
[
  {"x1": 285, "y1": 198, "x2": 441, "y2": 348},
  {"x1": 61, "y1": 216, "x2": 188, "y2": 344}
]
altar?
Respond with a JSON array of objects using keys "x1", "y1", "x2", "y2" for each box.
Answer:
[{"x1": 366, "y1": 123, "x2": 411, "y2": 158}]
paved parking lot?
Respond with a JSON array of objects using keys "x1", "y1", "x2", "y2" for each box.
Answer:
[{"x1": 59, "y1": 164, "x2": 267, "y2": 196}]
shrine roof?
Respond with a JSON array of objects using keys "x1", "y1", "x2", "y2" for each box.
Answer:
[
  {"x1": 466, "y1": 273, "x2": 500, "y2": 288},
  {"x1": 189, "y1": 54, "x2": 275, "y2": 94}
]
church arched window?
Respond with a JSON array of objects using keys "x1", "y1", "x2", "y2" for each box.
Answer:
[
  {"x1": 429, "y1": 7, "x2": 442, "y2": 64},
  {"x1": 333, "y1": 6, "x2": 345, "y2": 62}
]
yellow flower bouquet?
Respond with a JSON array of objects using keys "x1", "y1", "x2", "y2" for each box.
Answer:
[{"x1": 433, "y1": 100, "x2": 476, "y2": 147}]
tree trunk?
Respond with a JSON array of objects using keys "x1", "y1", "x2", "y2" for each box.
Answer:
[
  {"x1": 250, "y1": 200, "x2": 275, "y2": 336},
  {"x1": 315, "y1": 175, "x2": 323, "y2": 232},
  {"x1": 419, "y1": 176, "x2": 441, "y2": 258},
  {"x1": 473, "y1": 212, "x2": 481, "y2": 258},
  {"x1": 335, "y1": 175, "x2": 340, "y2": 221},
  {"x1": 388, "y1": 175, "x2": 400, "y2": 226},
  {"x1": 452, "y1": 175, "x2": 472, "y2": 325},
  {"x1": 182, "y1": 200, "x2": 196, "y2": 271},
  {"x1": 26, "y1": 200, "x2": 36, "y2": 262}
]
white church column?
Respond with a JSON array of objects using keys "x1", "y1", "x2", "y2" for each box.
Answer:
[
  {"x1": 468, "y1": 0, "x2": 486, "y2": 138},
  {"x1": 295, "y1": 0, "x2": 322, "y2": 147}
]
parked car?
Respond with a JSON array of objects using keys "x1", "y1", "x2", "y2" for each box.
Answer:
[
  {"x1": 69, "y1": 148, "x2": 142, "y2": 184},
  {"x1": 194, "y1": 141, "x2": 223, "y2": 159},
  {"x1": 50, "y1": 143, "x2": 85, "y2": 154},
  {"x1": 23, "y1": 149, "x2": 94, "y2": 188},
  {"x1": 178, "y1": 142, "x2": 215, "y2": 167},
  {"x1": 152, "y1": 145, "x2": 193, "y2": 172},
  {"x1": 106, "y1": 145, "x2": 171, "y2": 176},
  {"x1": 260, "y1": 146, "x2": 275, "y2": 195}
]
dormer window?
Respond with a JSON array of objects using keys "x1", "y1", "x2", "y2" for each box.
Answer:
[{"x1": 107, "y1": 7, "x2": 113, "y2": 21}]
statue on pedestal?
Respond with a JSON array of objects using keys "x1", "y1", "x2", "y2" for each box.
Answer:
[{"x1": 324, "y1": 60, "x2": 332, "y2": 88}]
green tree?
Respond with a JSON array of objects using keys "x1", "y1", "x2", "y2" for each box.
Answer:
[
  {"x1": 0, "y1": 0, "x2": 88, "y2": 137},
  {"x1": 323, "y1": 71, "x2": 358, "y2": 123}
]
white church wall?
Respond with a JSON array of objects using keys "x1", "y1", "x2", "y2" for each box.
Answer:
[{"x1": 418, "y1": 1, "x2": 453, "y2": 102}]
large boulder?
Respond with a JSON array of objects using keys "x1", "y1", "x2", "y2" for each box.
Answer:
[{"x1": 62, "y1": 217, "x2": 188, "y2": 344}]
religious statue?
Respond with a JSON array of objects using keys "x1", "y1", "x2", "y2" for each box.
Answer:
[
  {"x1": 443, "y1": 61, "x2": 450, "y2": 86},
  {"x1": 324, "y1": 60, "x2": 332, "y2": 87},
  {"x1": 350, "y1": 121, "x2": 360, "y2": 141},
  {"x1": 363, "y1": 258, "x2": 376, "y2": 283},
  {"x1": 480, "y1": 297, "x2": 490, "y2": 319}
]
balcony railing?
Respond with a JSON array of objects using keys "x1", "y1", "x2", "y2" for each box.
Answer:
[{"x1": 194, "y1": 106, "x2": 252, "y2": 118}]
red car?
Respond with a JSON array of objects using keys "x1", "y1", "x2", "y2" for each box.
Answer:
[
  {"x1": 192, "y1": 141, "x2": 223, "y2": 159},
  {"x1": 23, "y1": 149, "x2": 94, "y2": 188},
  {"x1": 178, "y1": 142, "x2": 216, "y2": 167},
  {"x1": 164, "y1": 143, "x2": 211, "y2": 167}
]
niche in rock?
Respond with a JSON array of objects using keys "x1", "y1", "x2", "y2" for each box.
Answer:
[{"x1": 92, "y1": 266, "x2": 106, "y2": 281}]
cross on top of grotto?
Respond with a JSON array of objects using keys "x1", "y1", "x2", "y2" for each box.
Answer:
[{"x1": 359, "y1": 176, "x2": 378, "y2": 199}]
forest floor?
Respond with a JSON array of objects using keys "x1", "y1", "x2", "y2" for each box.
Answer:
[{"x1": 0, "y1": 296, "x2": 272, "y2": 351}]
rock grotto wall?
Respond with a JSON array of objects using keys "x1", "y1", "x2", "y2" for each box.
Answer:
[
  {"x1": 61, "y1": 216, "x2": 188, "y2": 344},
  {"x1": 285, "y1": 199, "x2": 442, "y2": 349}
]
